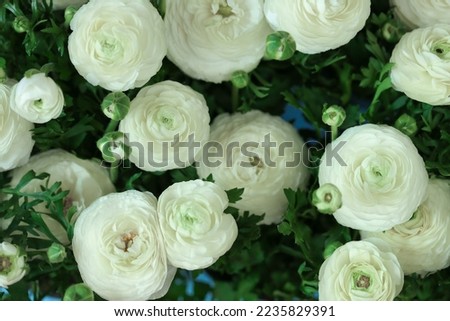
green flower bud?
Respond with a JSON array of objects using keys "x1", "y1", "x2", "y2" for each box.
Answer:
[
  {"x1": 64, "y1": 6, "x2": 78, "y2": 27},
  {"x1": 47, "y1": 243, "x2": 66, "y2": 264},
  {"x1": 312, "y1": 183, "x2": 342, "y2": 214},
  {"x1": 382, "y1": 22, "x2": 402, "y2": 44},
  {"x1": 231, "y1": 70, "x2": 250, "y2": 89},
  {"x1": 101, "y1": 92, "x2": 130, "y2": 121},
  {"x1": 395, "y1": 113, "x2": 417, "y2": 136},
  {"x1": 323, "y1": 241, "x2": 343, "y2": 259},
  {"x1": 322, "y1": 105, "x2": 346, "y2": 127},
  {"x1": 13, "y1": 16, "x2": 31, "y2": 33},
  {"x1": 431, "y1": 40, "x2": 450, "y2": 60},
  {"x1": 265, "y1": 31, "x2": 296, "y2": 61},
  {"x1": 63, "y1": 283, "x2": 94, "y2": 301},
  {"x1": 97, "y1": 131, "x2": 130, "y2": 163}
]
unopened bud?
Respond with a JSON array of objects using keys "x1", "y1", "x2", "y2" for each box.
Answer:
[
  {"x1": 322, "y1": 105, "x2": 346, "y2": 127},
  {"x1": 395, "y1": 114, "x2": 417, "y2": 136},
  {"x1": 13, "y1": 16, "x2": 31, "y2": 33},
  {"x1": 265, "y1": 31, "x2": 296, "y2": 61},
  {"x1": 63, "y1": 283, "x2": 94, "y2": 301},
  {"x1": 231, "y1": 71, "x2": 250, "y2": 89},
  {"x1": 312, "y1": 183, "x2": 342, "y2": 214},
  {"x1": 97, "y1": 131, "x2": 130, "y2": 163},
  {"x1": 101, "y1": 92, "x2": 130, "y2": 121},
  {"x1": 64, "y1": 6, "x2": 78, "y2": 26},
  {"x1": 382, "y1": 22, "x2": 402, "y2": 43},
  {"x1": 47, "y1": 243, "x2": 66, "y2": 264}
]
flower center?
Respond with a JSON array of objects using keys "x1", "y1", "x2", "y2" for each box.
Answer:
[
  {"x1": 431, "y1": 40, "x2": 450, "y2": 60},
  {"x1": 33, "y1": 98, "x2": 43, "y2": 109},
  {"x1": 353, "y1": 273, "x2": 371, "y2": 290},
  {"x1": 120, "y1": 232, "x2": 137, "y2": 253},
  {"x1": 0, "y1": 256, "x2": 12, "y2": 273},
  {"x1": 324, "y1": 192, "x2": 332, "y2": 203},
  {"x1": 213, "y1": 0, "x2": 235, "y2": 18}
]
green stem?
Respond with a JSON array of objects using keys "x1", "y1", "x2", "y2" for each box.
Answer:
[
  {"x1": 109, "y1": 160, "x2": 120, "y2": 184},
  {"x1": 105, "y1": 120, "x2": 119, "y2": 133},
  {"x1": 231, "y1": 85, "x2": 239, "y2": 111},
  {"x1": 331, "y1": 125, "x2": 338, "y2": 141}
]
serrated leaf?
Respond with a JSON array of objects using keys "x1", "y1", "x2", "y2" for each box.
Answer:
[{"x1": 226, "y1": 187, "x2": 244, "y2": 204}]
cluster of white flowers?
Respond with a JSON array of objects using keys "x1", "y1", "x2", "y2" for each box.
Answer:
[
  {"x1": 317, "y1": 123, "x2": 434, "y2": 300},
  {"x1": 72, "y1": 180, "x2": 237, "y2": 300}
]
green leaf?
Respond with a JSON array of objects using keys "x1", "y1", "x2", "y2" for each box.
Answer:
[{"x1": 225, "y1": 187, "x2": 244, "y2": 204}]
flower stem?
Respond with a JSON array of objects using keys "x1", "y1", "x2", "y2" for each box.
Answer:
[
  {"x1": 331, "y1": 125, "x2": 338, "y2": 141},
  {"x1": 109, "y1": 159, "x2": 120, "y2": 183},
  {"x1": 232, "y1": 85, "x2": 239, "y2": 111},
  {"x1": 105, "y1": 119, "x2": 119, "y2": 133}
]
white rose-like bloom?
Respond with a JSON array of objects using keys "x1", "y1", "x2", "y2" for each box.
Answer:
[
  {"x1": 119, "y1": 81, "x2": 210, "y2": 172},
  {"x1": 390, "y1": 25, "x2": 450, "y2": 106},
  {"x1": 72, "y1": 190, "x2": 176, "y2": 301},
  {"x1": 0, "y1": 242, "x2": 27, "y2": 288},
  {"x1": 10, "y1": 73, "x2": 64, "y2": 124},
  {"x1": 68, "y1": 0, "x2": 166, "y2": 91},
  {"x1": 164, "y1": 0, "x2": 272, "y2": 83},
  {"x1": 196, "y1": 110, "x2": 310, "y2": 225},
  {"x1": 361, "y1": 179, "x2": 450, "y2": 276},
  {"x1": 319, "y1": 240, "x2": 404, "y2": 301},
  {"x1": 319, "y1": 124, "x2": 428, "y2": 232},
  {"x1": 264, "y1": 0, "x2": 371, "y2": 54},
  {"x1": 8, "y1": 149, "x2": 115, "y2": 244},
  {"x1": 0, "y1": 83, "x2": 34, "y2": 171},
  {"x1": 45, "y1": 0, "x2": 87, "y2": 10},
  {"x1": 391, "y1": 0, "x2": 450, "y2": 29},
  {"x1": 158, "y1": 180, "x2": 237, "y2": 270}
]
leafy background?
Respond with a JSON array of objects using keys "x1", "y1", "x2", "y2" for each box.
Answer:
[{"x1": 1, "y1": 0, "x2": 449, "y2": 301}]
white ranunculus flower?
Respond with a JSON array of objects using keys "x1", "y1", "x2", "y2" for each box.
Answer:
[
  {"x1": 390, "y1": 0, "x2": 450, "y2": 29},
  {"x1": 264, "y1": 0, "x2": 371, "y2": 54},
  {"x1": 0, "y1": 83, "x2": 34, "y2": 172},
  {"x1": 10, "y1": 73, "x2": 64, "y2": 124},
  {"x1": 0, "y1": 242, "x2": 27, "y2": 288},
  {"x1": 68, "y1": 0, "x2": 166, "y2": 92},
  {"x1": 361, "y1": 179, "x2": 450, "y2": 276},
  {"x1": 196, "y1": 110, "x2": 310, "y2": 225},
  {"x1": 72, "y1": 190, "x2": 176, "y2": 301},
  {"x1": 158, "y1": 180, "x2": 237, "y2": 270},
  {"x1": 390, "y1": 25, "x2": 450, "y2": 106},
  {"x1": 119, "y1": 80, "x2": 210, "y2": 172},
  {"x1": 319, "y1": 240, "x2": 404, "y2": 301},
  {"x1": 164, "y1": 0, "x2": 272, "y2": 83},
  {"x1": 45, "y1": 0, "x2": 87, "y2": 10},
  {"x1": 8, "y1": 149, "x2": 115, "y2": 244},
  {"x1": 318, "y1": 124, "x2": 428, "y2": 232}
]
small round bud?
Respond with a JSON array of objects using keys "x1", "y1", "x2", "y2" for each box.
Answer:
[
  {"x1": 13, "y1": 16, "x2": 31, "y2": 33},
  {"x1": 265, "y1": 31, "x2": 296, "y2": 61},
  {"x1": 101, "y1": 92, "x2": 130, "y2": 121},
  {"x1": 322, "y1": 105, "x2": 346, "y2": 127},
  {"x1": 312, "y1": 183, "x2": 342, "y2": 214},
  {"x1": 64, "y1": 6, "x2": 78, "y2": 26},
  {"x1": 382, "y1": 22, "x2": 402, "y2": 44},
  {"x1": 47, "y1": 243, "x2": 67, "y2": 264},
  {"x1": 96, "y1": 131, "x2": 130, "y2": 163},
  {"x1": 231, "y1": 70, "x2": 250, "y2": 89},
  {"x1": 63, "y1": 283, "x2": 94, "y2": 301},
  {"x1": 395, "y1": 113, "x2": 417, "y2": 136},
  {"x1": 323, "y1": 241, "x2": 343, "y2": 259}
]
